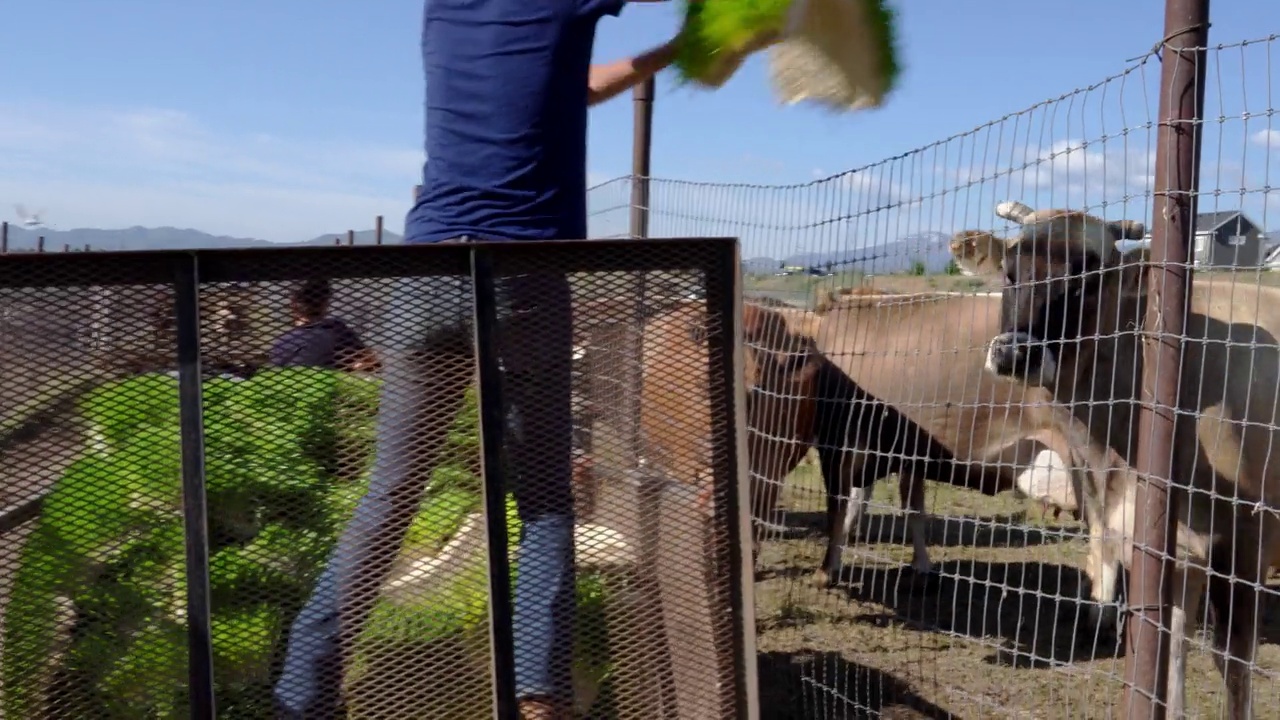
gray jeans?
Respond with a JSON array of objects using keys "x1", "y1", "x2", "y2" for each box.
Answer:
[{"x1": 275, "y1": 268, "x2": 577, "y2": 715}]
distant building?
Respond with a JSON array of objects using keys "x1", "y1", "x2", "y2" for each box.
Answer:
[{"x1": 1138, "y1": 210, "x2": 1266, "y2": 268}]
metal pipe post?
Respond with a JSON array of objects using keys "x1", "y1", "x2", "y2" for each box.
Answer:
[
  {"x1": 1, "y1": 222, "x2": 7, "y2": 253},
  {"x1": 1123, "y1": 1, "x2": 1209, "y2": 717},
  {"x1": 626, "y1": 78, "x2": 655, "y2": 462},
  {"x1": 174, "y1": 256, "x2": 217, "y2": 719},
  {"x1": 629, "y1": 77, "x2": 654, "y2": 240},
  {"x1": 375, "y1": 215, "x2": 384, "y2": 245},
  {"x1": 471, "y1": 249, "x2": 519, "y2": 720}
]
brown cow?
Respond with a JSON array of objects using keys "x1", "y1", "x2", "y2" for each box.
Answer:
[
  {"x1": 967, "y1": 200, "x2": 1280, "y2": 719},
  {"x1": 815, "y1": 290, "x2": 1089, "y2": 552},
  {"x1": 637, "y1": 299, "x2": 1006, "y2": 584}
]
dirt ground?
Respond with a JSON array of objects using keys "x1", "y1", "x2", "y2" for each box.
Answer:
[{"x1": 752, "y1": 460, "x2": 1280, "y2": 719}]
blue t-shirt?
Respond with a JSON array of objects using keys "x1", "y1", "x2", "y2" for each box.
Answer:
[
  {"x1": 269, "y1": 317, "x2": 367, "y2": 371},
  {"x1": 405, "y1": 0, "x2": 627, "y2": 244}
]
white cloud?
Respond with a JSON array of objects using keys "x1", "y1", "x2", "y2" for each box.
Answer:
[
  {"x1": 946, "y1": 138, "x2": 1155, "y2": 221},
  {"x1": 1250, "y1": 128, "x2": 1280, "y2": 150},
  {"x1": 835, "y1": 169, "x2": 920, "y2": 210},
  {"x1": 0, "y1": 101, "x2": 426, "y2": 242},
  {"x1": 1017, "y1": 138, "x2": 1156, "y2": 200}
]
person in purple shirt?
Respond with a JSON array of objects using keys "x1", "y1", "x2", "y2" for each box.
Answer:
[
  {"x1": 269, "y1": 279, "x2": 379, "y2": 373},
  {"x1": 274, "y1": 2, "x2": 685, "y2": 718}
]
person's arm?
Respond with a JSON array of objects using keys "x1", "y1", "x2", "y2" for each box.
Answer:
[{"x1": 587, "y1": 39, "x2": 678, "y2": 106}]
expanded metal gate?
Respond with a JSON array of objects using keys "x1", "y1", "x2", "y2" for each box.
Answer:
[{"x1": 0, "y1": 238, "x2": 756, "y2": 720}]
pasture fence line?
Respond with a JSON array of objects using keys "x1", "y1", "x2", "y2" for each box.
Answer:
[{"x1": 586, "y1": 18, "x2": 1278, "y2": 719}]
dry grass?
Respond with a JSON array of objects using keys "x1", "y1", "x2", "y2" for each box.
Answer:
[{"x1": 753, "y1": 458, "x2": 1280, "y2": 719}]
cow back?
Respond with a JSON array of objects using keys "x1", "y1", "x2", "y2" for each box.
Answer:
[{"x1": 816, "y1": 292, "x2": 1059, "y2": 463}]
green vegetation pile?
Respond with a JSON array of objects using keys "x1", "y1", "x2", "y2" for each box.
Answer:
[{"x1": 2, "y1": 369, "x2": 613, "y2": 719}]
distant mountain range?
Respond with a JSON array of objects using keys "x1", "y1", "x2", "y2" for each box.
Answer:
[
  {"x1": 0, "y1": 225, "x2": 402, "y2": 252},
  {"x1": 745, "y1": 232, "x2": 958, "y2": 275}
]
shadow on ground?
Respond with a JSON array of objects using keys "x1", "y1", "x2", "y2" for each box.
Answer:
[
  {"x1": 836, "y1": 559, "x2": 1125, "y2": 669},
  {"x1": 771, "y1": 511, "x2": 1082, "y2": 551},
  {"x1": 757, "y1": 651, "x2": 955, "y2": 720}
]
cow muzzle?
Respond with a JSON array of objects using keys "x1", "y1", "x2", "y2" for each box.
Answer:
[{"x1": 985, "y1": 331, "x2": 1057, "y2": 385}]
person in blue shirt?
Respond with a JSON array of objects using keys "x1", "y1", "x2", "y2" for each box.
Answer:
[
  {"x1": 268, "y1": 279, "x2": 379, "y2": 373},
  {"x1": 274, "y1": 2, "x2": 685, "y2": 718}
]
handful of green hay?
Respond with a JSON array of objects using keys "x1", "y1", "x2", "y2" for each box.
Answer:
[{"x1": 673, "y1": 0, "x2": 902, "y2": 111}]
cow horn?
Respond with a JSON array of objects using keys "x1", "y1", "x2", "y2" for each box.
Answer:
[
  {"x1": 1110, "y1": 220, "x2": 1146, "y2": 240},
  {"x1": 995, "y1": 201, "x2": 1036, "y2": 224}
]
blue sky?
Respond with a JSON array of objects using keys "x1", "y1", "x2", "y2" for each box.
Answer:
[{"x1": 2, "y1": 0, "x2": 1278, "y2": 258}]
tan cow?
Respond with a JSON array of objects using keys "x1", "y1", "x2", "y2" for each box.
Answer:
[
  {"x1": 966, "y1": 200, "x2": 1280, "y2": 719},
  {"x1": 815, "y1": 290, "x2": 1089, "y2": 551},
  {"x1": 637, "y1": 298, "x2": 1009, "y2": 583}
]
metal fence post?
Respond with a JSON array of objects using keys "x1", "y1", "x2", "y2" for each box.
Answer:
[
  {"x1": 174, "y1": 255, "x2": 217, "y2": 719},
  {"x1": 375, "y1": 215, "x2": 384, "y2": 245},
  {"x1": 629, "y1": 78, "x2": 654, "y2": 240},
  {"x1": 471, "y1": 248, "x2": 519, "y2": 720},
  {"x1": 1123, "y1": 1, "x2": 1209, "y2": 717},
  {"x1": 1, "y1": 221, "x2": 7, "y2": 253},
  {"x1": 628, "y1": 77, "x2": 655, "y2": 444}
]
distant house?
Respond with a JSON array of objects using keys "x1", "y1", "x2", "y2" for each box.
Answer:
[
  {"x1": 1138, "y1": 210, "x2": 1266, "y2": 268},
  {"x1": 1262, "y1": 235, "x2": 1280, "y2": 270}
]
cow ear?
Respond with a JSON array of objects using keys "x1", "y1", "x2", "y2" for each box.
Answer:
[
  {"x1": 1108, "y1": 220, "x2": 1146, "y2": 241},
  {"x1": 949, "y1": 230, "x2": 1007, "y2": 277}
]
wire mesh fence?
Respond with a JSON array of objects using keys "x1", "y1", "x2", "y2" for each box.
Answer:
[
  {"x1": 0, "y1": 239, "x2": 754, "y2": 719},
  {"x1": 583, "y1": 32, "x2": 1280, "y2": 719}
]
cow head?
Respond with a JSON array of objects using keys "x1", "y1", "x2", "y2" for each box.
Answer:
[
  {"x1": 950, "y1": 200, "x2": 1147, "y2": 390},
  {"x1": 741, "y1": 302, "x2": 824, "y2": 387}
]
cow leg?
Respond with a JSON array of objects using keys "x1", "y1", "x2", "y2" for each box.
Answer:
[
  {"x1": 1079, "y1": 463, "x2": 1124, "y2": 635},
  {"x1": 1088, "y1": 560, "x2": 1123, "y2": 635},
  {"x1": 1207, "y1": 567, "x2": 1261, "y2": 720},
  {"x1": 815, "y1": 445, "x2": 865, "y2": 587},
  {"x1": 1085, "y1": 514, "x2": 1123, "y2": 636},
  {"x1": 818, "y1": 484, "x2": 871, "y2": 588},
  {"x1": 1167, "y1": 564, "x2": 1206, "y2": 720},
  {"x1": 899, "y1": 467, "x2": 934, "y2": 575}
]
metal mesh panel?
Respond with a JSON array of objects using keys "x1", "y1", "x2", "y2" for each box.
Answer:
[
  {"x1": 0, "y1": 239, "x2": 750, "y2": 720},
  {"x1": 197, "y1": 264, "x2": 491, "y2": 720},
  {"x1": 0, "y1": 277, "x2": 189, "y2": 718},
  {"x1": 482, "y1": 242, "x2": 747, "y2": 719}
]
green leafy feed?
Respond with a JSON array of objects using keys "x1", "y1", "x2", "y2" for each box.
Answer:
[
  {"x1": 674, "y1": 0, "x2": 902, "y2": 110},
  {"x1": 674, "y1": 0, "x2": 791, "y2": 86},
  {"x1": 2, "y1": 370, "x2": 615, "y2": 719}
]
